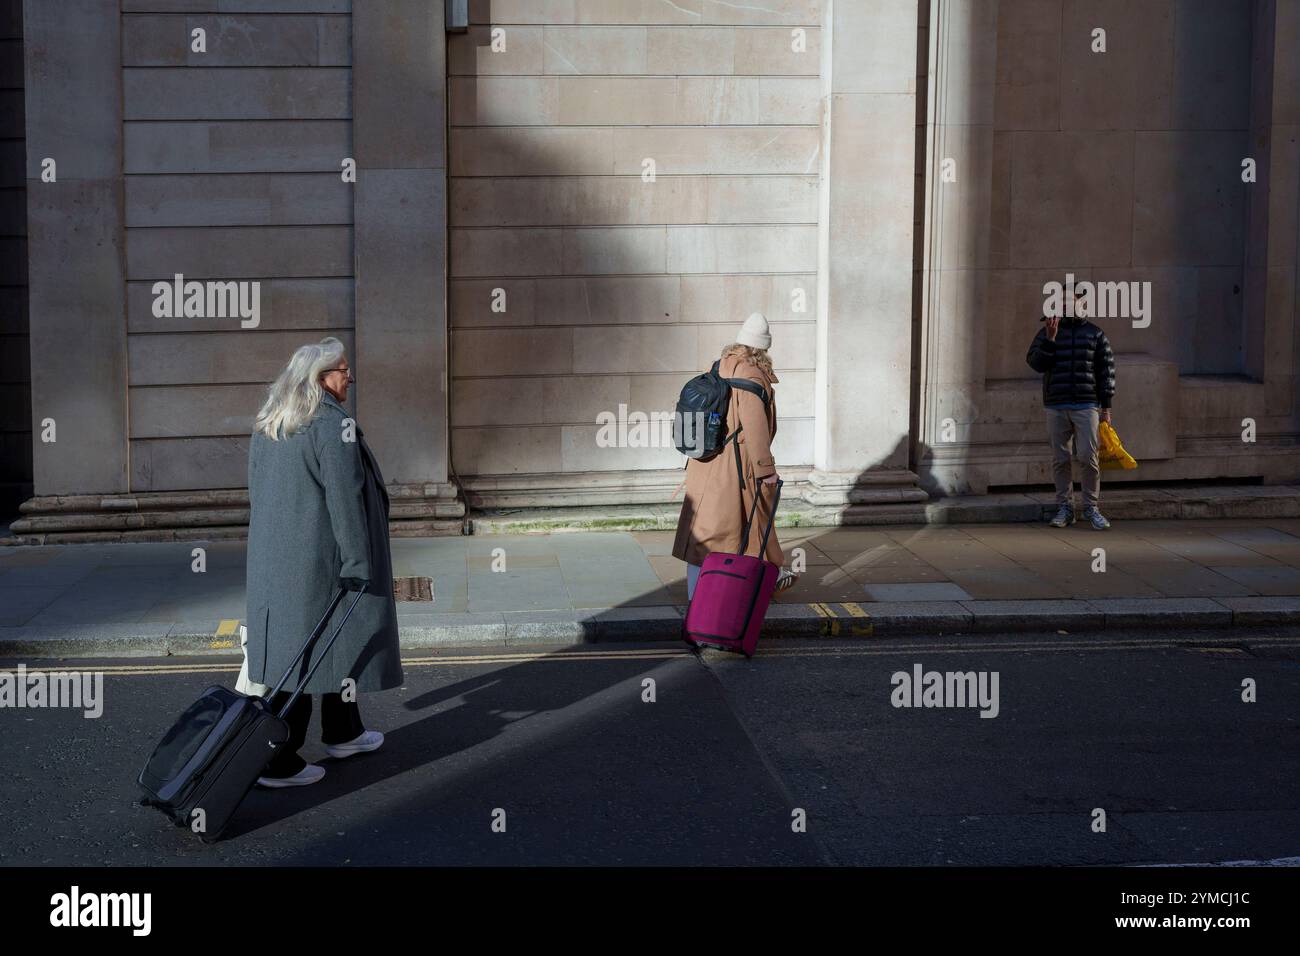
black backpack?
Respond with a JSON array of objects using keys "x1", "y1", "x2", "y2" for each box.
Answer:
[{"x1": 673, "y1": 360, "x2": 769, "y2": 460}]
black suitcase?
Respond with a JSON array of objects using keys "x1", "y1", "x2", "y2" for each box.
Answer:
[{"x1": 138, "y1": 587, "x2": 364, "y2": 843}]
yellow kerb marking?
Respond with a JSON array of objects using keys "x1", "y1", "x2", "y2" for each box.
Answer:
[
  {"x1": 25, "y1": 637, "x2": 1300, "y2": 678},
  {"x1": 809, "y1": 603, "x2": 840, "y2": 636},
  {"x1": 840, "y1": 602, "x2": 874, "y2": 636}
]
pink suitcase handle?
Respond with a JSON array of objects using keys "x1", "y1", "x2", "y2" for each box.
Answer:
[{"x1": 740, "y1": 477, "x2": 782, "y2": 557}]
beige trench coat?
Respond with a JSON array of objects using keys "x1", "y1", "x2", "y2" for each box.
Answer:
[{"x1": 672, "y1": 354, "x2": 783, "y2": 567}]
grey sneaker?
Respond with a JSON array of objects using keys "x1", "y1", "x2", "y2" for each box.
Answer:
[
  {"x1": 1082, "y1": 506, "x2": 1111, "y2": 530},
  {"x1": 1048, "y1": 504, "x2": 1075, "y2": 528}
]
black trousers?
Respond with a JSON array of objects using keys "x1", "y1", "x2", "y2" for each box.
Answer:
[{"x1": 263, "y1": 691, "x2": 365, "y2": 777}]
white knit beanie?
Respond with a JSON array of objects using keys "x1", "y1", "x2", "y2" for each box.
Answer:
[{"x1": 736, "y1": 311, "x2": 771, "y2": 350}]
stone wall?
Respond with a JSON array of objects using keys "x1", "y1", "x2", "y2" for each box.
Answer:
[
  {"x1": 917, "y1": 0, "x2": 1300, "y2": 495},
  {"x1": 14, "y1": 0, "x2": 461, "y2": 541},
  {"x1": 120, "y1": 0, "x2": 355, "y2": 491},
  {"x1": 986, "y1": 0, "x2": 1253, "y2": 379},
  {"x1": 447, "y1": 0, "x2": 823, "y2": 501},
  {"x1": 9, "y1": 0, "x2": 1298, "y2": 539}
]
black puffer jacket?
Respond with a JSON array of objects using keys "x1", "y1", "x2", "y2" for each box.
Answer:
[{"x1": 1025, "y1": 318, "x2": 1115, "y2": 408}]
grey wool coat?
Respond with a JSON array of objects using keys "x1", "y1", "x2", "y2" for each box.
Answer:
[{"x1": 244, "y1": 393, "x2": 403, "y2": 696}]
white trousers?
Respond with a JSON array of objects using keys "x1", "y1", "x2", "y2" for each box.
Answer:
[
  {"x1": 235, "y1": 623, "x2": 271, "y2": 698},
  {"x1": 686, "y1": 562, "x2": 701, "y2": 600}
]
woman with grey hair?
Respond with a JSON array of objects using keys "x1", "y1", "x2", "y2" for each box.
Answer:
[{"x1": 243, "y1": 336, "x2": 402, "y2": 788}]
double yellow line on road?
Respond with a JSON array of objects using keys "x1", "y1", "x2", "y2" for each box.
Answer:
[
  {"x1": 809, "y1": 601, "x2": 874, "y2": 637},
  {"x1": 31, "y1": 633, "x2": 1300, "y2": 678}
]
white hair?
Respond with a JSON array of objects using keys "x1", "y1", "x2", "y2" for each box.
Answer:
[{"x1": 254, "y1": 336, "x2": 346, "y2": 440}]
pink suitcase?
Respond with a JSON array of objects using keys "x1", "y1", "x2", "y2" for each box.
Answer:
[{"x1": 683, "y1": 479, "x2": 782, "y2": 658}]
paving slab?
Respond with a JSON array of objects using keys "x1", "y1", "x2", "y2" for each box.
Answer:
[
  {"x1": 1021, "y1": 561, "x2": 1164, "y2": 598},
  {"x1": 1207, "y1": 565, "x2": 1300, "y2": 595},
  {"x1": 467, "y1": 567, "x2": 569, "y2": 612},
  {"x1": 944, "y1": 568, "x2": 1067, "y2": 600},
  {"x1": 1118, "y1": 562, "x2": 1255, "y2": 598},
  {"x1": 0, "y1": 586, "x2": 65, "y2": 625},
  {"x1": 862, "y1": 582, "x2": 974, "y2": 602},
  {"x1": 1128, "y1": 533, "x2": 1278, "y2": 565},
  {"x1": 843, "y1": 563, "x2": 951, "y2": 584}
]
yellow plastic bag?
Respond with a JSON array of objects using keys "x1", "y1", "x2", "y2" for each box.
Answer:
[{"x1": 1099, "y1": 420, "x2": 1137, "y2": 470}]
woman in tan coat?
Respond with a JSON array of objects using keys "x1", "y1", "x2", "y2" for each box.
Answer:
[{"x1": 672, "y1": 312, "x2": 796, "y2": 598}]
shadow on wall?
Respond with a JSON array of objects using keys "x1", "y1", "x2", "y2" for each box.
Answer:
[
  {"x1": 0, "y1": 0, "x2": 32, "y2": 527},
  {"x1": 1163, "y1": 4, "x2": 1252, "y2": 377},
  {"x1": 916, "y1": 1, "x2": 1264, "y2": 497},
  {"x1": 447, "y1": 1, "x2": 817, "y2": 498}
]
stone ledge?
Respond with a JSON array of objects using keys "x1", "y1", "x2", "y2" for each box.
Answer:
[
  {"x1": 10, "y1": 484, "x2": 1300, "y2": 543},
  {"x1": 4, "y1": 520, "x2": 466, "y2": 545},
  {"x1": 5, "y1": 484, "x2": 467, "y2": 544},
  {"x1": 467, "y1": 484, "x2": 1300, "y2": 533}
]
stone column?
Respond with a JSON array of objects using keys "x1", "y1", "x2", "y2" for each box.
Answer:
[
  {"x1": 352, "y1": 0, "x2": 463, "y2": 530},
  {"x1": 914, "y1": 0, "x2": 1000, "y2": 495},
  {"x1": 23, "y1": 0, "x2": 128, "y2": 496},
  {"x1": 808, "y1": 0, "x2": 929, "y2": 512},
  {"x1": 1244, "y1": 0, "x2": 1300, "y2": 461}
]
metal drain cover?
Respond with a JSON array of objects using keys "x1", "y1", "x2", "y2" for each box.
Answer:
[{"x1": 392, "y1": 576, "x2": 434, "y2": 602}]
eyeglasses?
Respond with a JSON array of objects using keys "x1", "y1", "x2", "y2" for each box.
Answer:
[{"x1": 322, "y1": 366, "x2": 355, "y2": 382}]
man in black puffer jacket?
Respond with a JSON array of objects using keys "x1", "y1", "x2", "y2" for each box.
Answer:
[{"x1": 1025, "y1": 294, "x2": 1116, "y2": 530}]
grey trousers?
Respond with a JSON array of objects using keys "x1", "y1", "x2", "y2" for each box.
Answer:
[{"x1": 1046, "y1": 406, "x2": 1100, "y2": 509}]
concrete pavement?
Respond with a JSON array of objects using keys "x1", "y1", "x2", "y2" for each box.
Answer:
[{"x1": 3, "y1": 519, "x2": 1300, "y2": 657}]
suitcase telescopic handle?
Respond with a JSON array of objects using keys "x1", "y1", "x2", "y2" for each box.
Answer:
[
  {"x1": 757, "y1": 478, "x2": 782, "y2": 558},
  {"x1": 739, "y1": 476, "x2": 783, "y2": 557},
  {"x1": 266, "y1": 587, "x2": 345, "y2": 701},
  {"x1": 265, "y1": 587, "x2": 367, "y2": 719}
]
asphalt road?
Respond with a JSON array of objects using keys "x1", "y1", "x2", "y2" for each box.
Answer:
[{"x1": 2, "y1": 627, "x2": 1298, "y2": 866}]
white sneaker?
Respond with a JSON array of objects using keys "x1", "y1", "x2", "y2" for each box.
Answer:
[
  {"x1": 324, "y1": 730, "x2": 384, "y2": 760},
  {"x1": 257, "y1": 764, "x2": 325, "y2": 789},
  {"x1": 775, "y1": 568, "x2": 798, "y2": 593}
]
